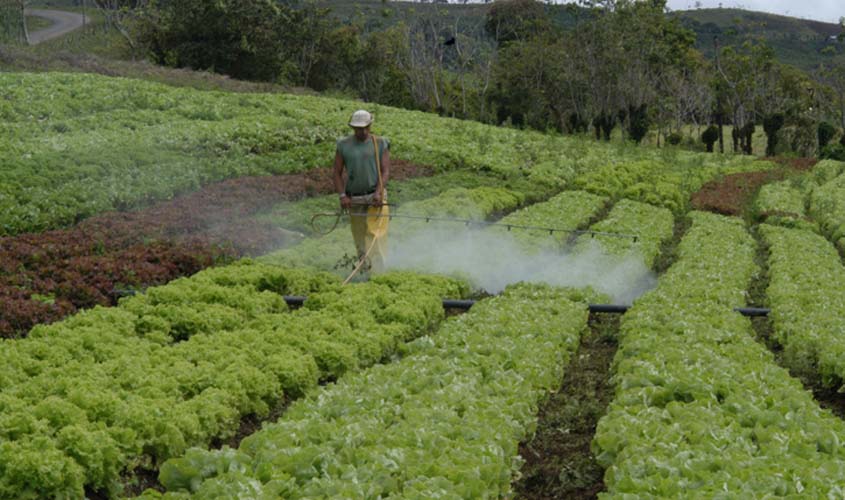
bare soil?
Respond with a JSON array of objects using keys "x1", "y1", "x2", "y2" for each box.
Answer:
[
  {"x1": 513, "y1": 313, "x2": 619, "y2": 500},
  {"x1": 691, "y1": 170, "x2": 790, "y2": 216}
]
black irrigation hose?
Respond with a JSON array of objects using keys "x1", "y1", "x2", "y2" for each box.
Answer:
[
  {"x1": 112, "y1": 290, "x2": 771, "y2": 317},
  {"x1": 284, "y1": 296, "x2": 770, "y2": 317}
]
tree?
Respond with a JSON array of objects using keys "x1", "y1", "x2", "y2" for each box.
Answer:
[
  {"x1": 19, "y1": 0, "x2": 28, "y2": 44},
  {"x1": 1, "y1": 0, "x2": 30, "y2": 44},
  {"x1": 763, "y1": 113, "x2": 784, "y2": 156},
  {"x1": 484, "y1": 0, "x2": 549, "y2": 44},
  {"x1": 817, "y1": 61, "x2": 845, "y2": 134},
  {"x1": 702, "y1": 125, "x2": 719, "y2": 152},
  {"x1": 713, "y1": 38, "x2": 778, "y2": 154},
  {"x1": 90, "y1": 0, "x2": 149, "y2": 53},
  {"x1": 137, "y1": 0, "x2": 329, "y2": 83}
]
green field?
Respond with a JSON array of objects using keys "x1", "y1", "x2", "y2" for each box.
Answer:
[{"x1": 2, "y1": 71, "x2": 845, "y2": 499}]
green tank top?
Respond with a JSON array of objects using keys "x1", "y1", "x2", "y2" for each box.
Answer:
[{"x1": 336, "y1": 135, "x2": 390, "y2": 195}]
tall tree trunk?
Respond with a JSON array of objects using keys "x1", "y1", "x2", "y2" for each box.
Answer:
[
  {"x1": 839, "y1": 88, "x2": 845, "y2": 131},
  {"x1": 20, "y1": 0, "x2": 29, "y2": 45}
]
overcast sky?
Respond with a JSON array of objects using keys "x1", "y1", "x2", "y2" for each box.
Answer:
[{"x1": 665, "y1": 0, "x2": 843, "y2": 24}]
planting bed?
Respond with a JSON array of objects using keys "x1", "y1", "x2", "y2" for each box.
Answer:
[
  {"x1": 147, "y1": 283, "x2": 595, "y2": 498},
  {"x1": 0, "y1": 262, "x2": 465, "y2": 498}
]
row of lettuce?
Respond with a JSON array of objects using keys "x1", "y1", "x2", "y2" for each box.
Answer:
[
  {"x1": 761, "y1": 224, "x2": 845, "y2": 390},
  {"x1": 137, "y1": 188, "x2": 678, "y2": 498},
  {"x1": 754, "y1": 159, "x2": 845, "y2": 251},
  {"x1": 141, "y1": 285, "x2": 595, "y2": 499},
  {"x1": 594, "y1": 211, "x2": 845, "y2": 496},
  {"x1": 0, "y1": 262, "x2": 467, "y2": 498},
  {"x1": 3, "y1": 71, "x2": 769, "y2": 235}
]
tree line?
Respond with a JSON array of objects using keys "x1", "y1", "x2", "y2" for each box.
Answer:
[{"x1": 6, "y1": 0, "x2": 845, "y2": 158}]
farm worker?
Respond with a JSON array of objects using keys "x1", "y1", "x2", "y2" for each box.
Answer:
[{"x1": 333, "y1": 109, "x2": 390, "y2": 273}]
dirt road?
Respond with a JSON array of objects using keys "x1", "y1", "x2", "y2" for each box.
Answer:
[{"x1": 25, "y1": 9, "x2": 86, "y2": 45}]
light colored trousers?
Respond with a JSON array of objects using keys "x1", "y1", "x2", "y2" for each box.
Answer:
[{"x1": 349, "y1": 191, "x2": 389, "y2": 273}]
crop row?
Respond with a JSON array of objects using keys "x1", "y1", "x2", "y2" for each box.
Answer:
[
  {"x1": 0, "y1": 261, "x2": 465, "y2": 498},
  {"x1": 752, "y1": 180, "x2": 820, "y2": 232},
  {"x1": 749, "y1": 159, "x2": 845, "y2": 243},
  {"x1": 476, "y1": 193, "x2": 672, "y2": 303},
  {"x1": 140, "y1": 192, "x2": 673, "y2": 498},
  {"x1": 488, "y1": 190, "x2": 609, "y2": 252},
  {"x1": 808, "y1": 167, "x2": 845, "y2": 253},
  {"x1": 573, "y1": 198, "x2": 674, "y2": 268},
  {"x1": 572, "y1": 157, "x2": 772, "y2": 213},
  {"x1": 144, "y1": 283, "x2": 596, "y2": 499},
  {"x1": 3, "y1": 72, "x2": 773, "y2": 235},
  {"x1": 594, "y1": 211, "x2": 845, "y2": 496},
  {"x1": 761, "y1": 224, "x2": 845, "y2": 386}
]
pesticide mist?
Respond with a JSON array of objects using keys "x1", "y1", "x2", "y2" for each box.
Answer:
[{"x1": 386, "y1": 226, "x2": 656, "y2": 305}]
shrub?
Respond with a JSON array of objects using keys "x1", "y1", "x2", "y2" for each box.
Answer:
[
  {"x1": 666, "y1": 132, "x2": 683, "y2": 146},
  {"x1": 763, "y1": 113, "x2": 785, "y2": 156},
  {"x1": 821, "y1": 143, "x2": 845, "y2": 161},
  {"x1": 701, "y1": 125, "x2": 719, "y2": 152},
  {"x1": 819, "y1": 121, "x2": 837, "y2": 149}
]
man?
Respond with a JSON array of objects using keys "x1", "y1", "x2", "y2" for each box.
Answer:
[{"x1": 333, "y1": 109, "x2": 390, "y2": 273}]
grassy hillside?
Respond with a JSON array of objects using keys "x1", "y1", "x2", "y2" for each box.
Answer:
[{"x1": 673, "y1": 8, "x2": 845, "y2": 70}]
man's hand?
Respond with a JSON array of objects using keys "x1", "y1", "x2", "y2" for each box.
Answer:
[
  {"x1": 340, "y1": 194, "x2": 352, "y2": 210},
  {"x1": 372, "y1": 191, "x2": 382, "y2": 206}
]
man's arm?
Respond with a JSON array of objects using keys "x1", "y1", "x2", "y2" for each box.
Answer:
[{"x1": 334, "y1": 150, "x2": 351, "y2": 209}]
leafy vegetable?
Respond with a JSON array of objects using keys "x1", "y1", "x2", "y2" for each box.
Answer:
[
  {"x1": 594, "y1": 211, "x2": 845, "y2": 497},
  {"x1": 151, "y1": 283, "x2": 595, "y2": 498},
  {"x1": 0, "y1": 261, "x2": 465, "y2": 498}
]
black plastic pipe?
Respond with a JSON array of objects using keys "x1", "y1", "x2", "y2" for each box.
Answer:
[
  {"x1": 281, "y1": 296, "x2": 769, "y2": 317},
  {"x1": 734, "y1": 307, "x2": 771, "y2": 317},
  {"x1": 111, "y1": 291, "x2": 769, "y2": 317}
]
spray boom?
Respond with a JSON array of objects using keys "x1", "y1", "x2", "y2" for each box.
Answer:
[{"x1": 311, "y1": 210, "x2": 639, "y2": 242}]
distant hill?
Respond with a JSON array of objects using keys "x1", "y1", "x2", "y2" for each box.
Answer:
[
  {"x1": 319, "y1": 2, "x2": 843, "y2": 72},
  {"x1": 672, "y1": 8, "x2": 845, "y2": 71}
]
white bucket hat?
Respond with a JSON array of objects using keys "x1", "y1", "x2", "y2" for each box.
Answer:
[{"x1": 349, "y1": 109, "x2": 373, "y2": 128}]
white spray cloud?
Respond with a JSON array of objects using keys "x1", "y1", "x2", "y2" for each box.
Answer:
[{"x1": 386, "y1": 226, "x2": 656, "y2": 305}]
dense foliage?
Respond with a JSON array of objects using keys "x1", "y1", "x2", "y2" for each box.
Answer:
[
  {"x1": 0, "y1": 262, "x2": 465, "y2": 498},
  {"x1": 762, "y1": 224, "x2": 845, "y2": 386},
  {"x1": 120, "y1": 0, "x2": 845, "y2": 157},
  {"x1": 594, "y1": 212, "x2": 845, "y2": 496},
  {"x1": 145, "y1": 283, "x2": 596, "y2": 498},
  {"x1": 0, "y1": 72, "x2": 781, "y2": 236},
  {"x1": 489, "y1": 190, "x2": 609, "y2": 252}
]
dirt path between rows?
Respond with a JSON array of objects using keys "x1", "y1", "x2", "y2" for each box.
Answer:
[{"x1": 25, "y1": 9, "x2": 87, "y2": 44}]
